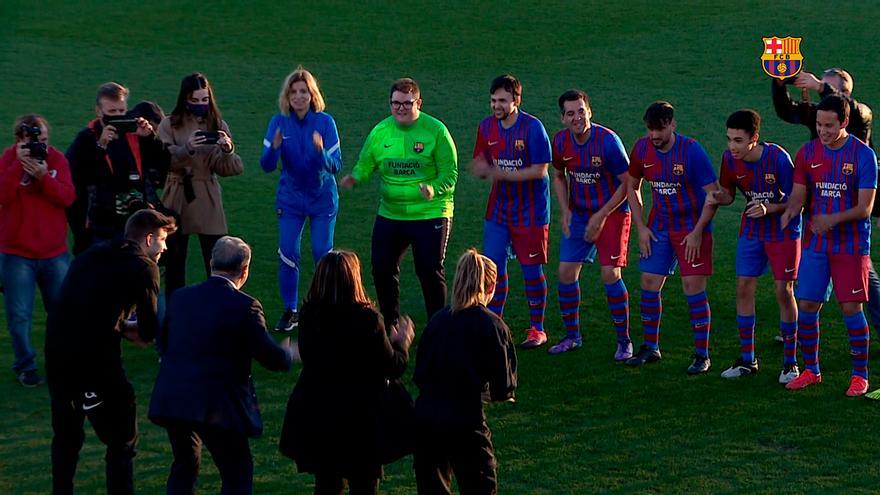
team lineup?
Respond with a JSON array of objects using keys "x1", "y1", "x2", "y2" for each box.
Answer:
[{"x1": 330, "y1": 72, "x2": 877, "y2": 394}]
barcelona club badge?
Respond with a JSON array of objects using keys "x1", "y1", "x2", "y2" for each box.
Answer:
[
  {"x1": 591, "y1": 156, "x2": 603, "y2": 168},
  {"x1": 842, "y1": 162, "x2": 854, "y2": 175},
  {"x1": 761, "y1": 36, "x2": 804, "y2": 80},
  {"x1": 673, "y1": 163, "x2": 684, "y2": 176},
  {"x1": 413, "y1": 141, "x2": 424, "y2": 153},
  {"x1": 514, "y1": 139, "x2": 525, "y2": 151},
  {"x1": 764, "y1": 173, "x2": 776, "y2": 184}
]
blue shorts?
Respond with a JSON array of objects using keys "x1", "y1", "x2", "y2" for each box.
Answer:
[
  {"x1": 736, "y1": 236, "x2": 800, "y2": 279},
  {"x1": 560, "y1": 210, "x2": 630, "y2": 266},
  {"x1": 637, "y1": 230, "x2": 679, "y2": 277},
  {"x1": 795, "y1": 249, "x2": 868, "y2": 303}
]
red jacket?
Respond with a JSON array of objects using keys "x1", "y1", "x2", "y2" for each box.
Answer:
[{"x1": 0, "y1": 145, "x2": 75, "y2": 259}]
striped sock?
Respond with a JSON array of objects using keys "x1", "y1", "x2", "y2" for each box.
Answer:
[
  {"x1": 780, "y1": 320, "x2": 797, "y2": 366},
  {"x1": 523, "y1": 264, "x2": 547, "y2": 332},
  {"x1": 687, "y1": 292, "x2": 711, "y2": 358},
  {"x1": 798, "y1": 310, "x2": 820, "y2": 375},
  {"x1": 640, "y1": 289, "x2": 662, "y2": 349},
  {"x1": 844, "y1": 312, "x2": 870, "y2": 379},
  {"x1": 605, "y1": 279, "x2": 630, "y2": 342},
  {"x1": 558, "y1": 281, "x2": 580, "y2": 338},
  {"x1": 488, "y1": 272, "x2": 509, "y2": 318},
  {"x1": 737, "y1": 314, "x2": 756, "y2": 363}
]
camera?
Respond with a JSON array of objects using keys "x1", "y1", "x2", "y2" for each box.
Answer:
[
  {"x1": 115, "y1": 189, "x2": 148, "y2": 216},
  {"x1": 103, "y1": 117, "x2": 139, "y2": 134},
  {"x1": 19, "y1": 123, "x2": 47, "y2": 161}
]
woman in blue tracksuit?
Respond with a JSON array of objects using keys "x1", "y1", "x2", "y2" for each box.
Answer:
[{"x1": 261, "y1": 67, "x2": 342, "y2": 332}]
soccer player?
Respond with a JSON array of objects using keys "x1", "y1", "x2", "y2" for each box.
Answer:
[
  {"x1": 706, "y1": 110, "x2": 800, "y2": 382},
  {"x1": 340, "y1": 78, "x2": 457, "y2": 329},
  {"x1": 780, "y1": 94, "x2": 877, "y2": 396},
  {"x1": 547, "y1": 89, "x2": 633, "y2": 360},
  {"x1": 625, "y1": 101, "x2": 721, "y2": 374},
  {"x1": 471, "y1": 74, "x2": 553, "y2": 349}
]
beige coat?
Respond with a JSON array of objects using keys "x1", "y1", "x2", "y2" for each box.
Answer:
[{"x1": 158, "y1": 115, "x2": 243, "y2": 235}]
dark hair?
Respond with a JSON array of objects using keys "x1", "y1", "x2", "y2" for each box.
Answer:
[
  {"x1": 726, "y1": 109, "x2": 761, "y2": 136},
  {"x1": 643, "y1": 101, "x2": 675, "y2": 129},
  {"x1": 210, "y1": 236, "x2": 251, "y2": 275},
  {"x1": 13, "y1": 114, "x2": 49, "y2": 140},
  {"x1": 305, "y1": 250, "x2": 372, "y2": 307},
  {"x1": 130, "y1": 101, "x2": 165, "y2": 127},
  {"x1": 389, "y1": 77, "x2": 420, "y2": 99},
  {"x1": 124, "y1": 209, "x2": 177, "y2": 241},
  {"x1": 558, "y1": 89, "x2": 590, "y2": 114},
  {"x1": 816, "y1": 94, "x2": 850, "y2": 123},
  {"x1": 170, "y1": 72, "x2": 223, "y2": 130},
  {"x1": 95, "y1": 82, "x2": 128, "y2": 105},
  {"x1": 490, "y1": 74, "x2": 522, "y2": 101}
]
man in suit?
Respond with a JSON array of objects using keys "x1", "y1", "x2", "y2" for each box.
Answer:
[{"x1": 149, "y1": 235, "x2": 293, "y2": 495}]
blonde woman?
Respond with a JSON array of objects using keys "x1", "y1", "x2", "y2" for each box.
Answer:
[
  {"x1": 260, "y1": 67, "x2": 342, "y2": 332},
  {"x1": 413, "y1": 249, "x2": 518, "y2": 494}
]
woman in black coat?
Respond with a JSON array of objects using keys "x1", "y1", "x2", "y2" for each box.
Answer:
[
  {"x1": 413, "y1": 249, "x2": 518, "y2": 495},
  {"x1": 280, "y1": 250, "x2": 414, "y2": 495}
]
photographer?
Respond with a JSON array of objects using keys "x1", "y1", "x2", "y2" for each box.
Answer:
[
  {"x1": 66, "y1": 82, "x2": 165, "y2": 255},
  {"x1": 0, "y1": 115, "x2": 74, "y2": 387}
]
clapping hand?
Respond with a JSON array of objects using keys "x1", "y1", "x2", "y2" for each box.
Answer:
[{"x1": 391, "y1": 315, "x2": 415, "y2": 351}]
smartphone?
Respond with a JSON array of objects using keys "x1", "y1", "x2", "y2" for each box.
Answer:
[
  {"x1": 105, "y1": 118, "x2": 139, "y2": 134},
  {"x1": 196, "y1": 130, "x2": 220, "y2": 145}
]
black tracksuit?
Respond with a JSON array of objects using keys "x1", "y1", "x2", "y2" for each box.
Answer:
[
  {"x1": 413, "y1": 305, "x2": 517, "y2": 495},
  {"x1": 45, "y1": 240, "x2": 159, "y2": 495}
]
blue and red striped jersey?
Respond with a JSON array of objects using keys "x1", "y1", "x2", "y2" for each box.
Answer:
[
  {"x1": 473, "y1": 111, "x2": 552, "y2": 227},
  {"x1": 719, "y1": 142, "x2": 800, "y2": 241},
  {"x1": 551, "y1": 124, "x2": 630, "y2": 215},
  {"x1": 793, "y1": 135, "x2": 877, "y2": 255},
  {"x1": 628, "y1": 134, "x2": 716, "y2": 233}
]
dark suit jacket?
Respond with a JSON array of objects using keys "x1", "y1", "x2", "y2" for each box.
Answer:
[{"x1": 148, "y1": 276, "x2": 291, "y2": 437}]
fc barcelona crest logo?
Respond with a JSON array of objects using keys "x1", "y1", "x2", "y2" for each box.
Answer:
[
  {"x1": 764, "y1": 173, "x2": 776, "y2": 184},
  {"x1": 761, "y1": 36, "x2": 804, "y2": 80},
  {"x1": 514, "y1": 139, "x2": 525, "y2": 151},
  {"x1": 591, "y1": 156, "x2": 602, "y2": 168},
  {"x1": 672, "y1": 163, "x2": 684, "y2": 176},
  {"x1": 843, "y1": 162, "x2": 854, "y2": 175},
  {"x1": 413, "y1": 142, "x2": 424, "y2": 153}
]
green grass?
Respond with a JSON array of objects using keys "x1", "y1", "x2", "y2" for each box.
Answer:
[{"x1": 2, "y1": 1, "x2": 880, "y2": 493}]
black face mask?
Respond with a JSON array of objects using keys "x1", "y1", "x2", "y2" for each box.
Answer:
[{"x1": 186, "y1": 103, "x2": 210, "y2": 117}]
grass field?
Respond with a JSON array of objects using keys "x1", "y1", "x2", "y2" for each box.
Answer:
[{"x1": 3, "y1": 1, "x2": 880, "y2": 493}]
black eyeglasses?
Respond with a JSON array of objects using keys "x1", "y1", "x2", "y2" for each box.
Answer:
[{"x1": 390, "y1": 100, "x2": 416, "y2": 110}]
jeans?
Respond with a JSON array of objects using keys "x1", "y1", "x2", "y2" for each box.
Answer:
[{"x1": 1, "y1": 252, "x2": 69, "y2": 373}]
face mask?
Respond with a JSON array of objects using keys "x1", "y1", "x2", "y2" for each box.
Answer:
[{"x1": 186, "y1": 103, "x2": 209, "y2": 117}]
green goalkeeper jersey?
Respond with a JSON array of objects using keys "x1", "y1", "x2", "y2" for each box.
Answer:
[{"x1": 352, "y1": 113, "x2": 458, "y2": 220}]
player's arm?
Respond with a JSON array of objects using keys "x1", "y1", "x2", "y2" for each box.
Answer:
[
  {"x1": 489, "y1": 162, "x2": 548, "y2": 182},
  {"x1": 341, "y1": 126, "x2": 379, "y2": 188},
  {"x1": 681, "y1": 145, "x2": 719, "y2": 262},
  {"x1": 627, "y1": 172, "x2": 656, "y2": 258},
  {"x1": 584, "y1": 171, "x2": 629, "y2": 243},
  {"x1": 707, "y1": 156, "x2": 735, "y2": 207},
  {"x1": 422, "y1": 125, "x2": 458, "y2": 200},
  {"x1": 811, "y1": 188, "x2": 875, "y2": 235},
  {"x1": 551, "y1": 167, "x2": 571, "y2": 237},
  {"x1": 487, "y1": 120, "x2": 552, "y2": 182}
]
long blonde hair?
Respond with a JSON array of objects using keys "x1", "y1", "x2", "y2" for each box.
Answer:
[
  {"x1": 451, "y1": 249, "x2": 497, "y2": 312},
  {"x1": 278, "y1": 66, "x2": 326, "y2": 115}
]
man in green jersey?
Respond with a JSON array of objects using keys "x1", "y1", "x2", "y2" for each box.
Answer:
[{"x1": 340, "y1": 78, "x2": 458, "y2": 327}]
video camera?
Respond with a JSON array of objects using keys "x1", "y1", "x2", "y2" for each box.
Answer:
[{"x1": 19, "y1": 123, "x2": 47, "y2": 161}]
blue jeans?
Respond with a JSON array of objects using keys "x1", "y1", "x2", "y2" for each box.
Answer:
[{"x1": 2, "y1": 252, "x2": 70, "y2": 373}]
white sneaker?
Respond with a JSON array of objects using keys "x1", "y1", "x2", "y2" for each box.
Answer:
[
  {"x1": 778, "y1": 363, "x2": 800, "y2": 384},
  {"x1": 773, "y1": 334, "x2": 784, "y2": 343},
  {"x1": 720, "y1": 359, "x2": 758, "y2": 379}
]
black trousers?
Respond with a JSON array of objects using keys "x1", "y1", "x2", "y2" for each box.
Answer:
[
  {"x1": 48, "y1": 373, "x2": 138, "y2": 495},
  {"x1": 164, "y1": 232, "x2": 223, "y2": 300},
  {"x1": 371, "y1": 216, "x2": 451, "y2": 326},
  {"x1": 414, "y1": 422, "x2": 497, "y2": 495},
  {"x1": 164, "y1": 421, "x2": 253, "y2": 495}
]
